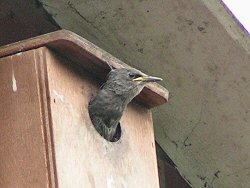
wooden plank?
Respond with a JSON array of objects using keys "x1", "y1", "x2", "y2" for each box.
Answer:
[
  {"x1": 0, "y1": 49, "x2": 52, "y2": 187},
  {"x1": 0, "y1": 30, "x2": 168, "y2": 108},
  {"x1": 44, "y1": 47, "x2": 160, "y2": 188}
]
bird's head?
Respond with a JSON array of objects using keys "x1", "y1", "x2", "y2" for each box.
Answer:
[{"x1": 103, "y1": 68, "x2": 162, "y2": 101}]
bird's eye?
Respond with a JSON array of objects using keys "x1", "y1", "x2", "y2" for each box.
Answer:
[
  {"x1": 128, "y1": 73, "x2": 141, "y2": 79},
  {"x1": 128, "y1": 73, "x2": 136, "y2": 78}
]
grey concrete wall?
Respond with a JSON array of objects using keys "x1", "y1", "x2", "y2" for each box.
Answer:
[
  {"x1": 0, "y1": 0, "x2": 58, "y2": 46},
  {"x1": 39, "y1": 0, "x2": 250, "y2": 187}
]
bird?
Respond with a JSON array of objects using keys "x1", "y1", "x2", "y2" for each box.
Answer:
[{"x1": 88, "y1": 67, "x2": 162, "y2": 142}]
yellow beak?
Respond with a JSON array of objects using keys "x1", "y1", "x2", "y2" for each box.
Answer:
[{"x1": 133, "y1": 76, "x2": 162, "y2": 82}]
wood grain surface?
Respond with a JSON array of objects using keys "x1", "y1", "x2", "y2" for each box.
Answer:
[
  {"x1": 0, "y1": 49, "x2": 53, "y2": 188},
  {"x1": 45, "y1": 48, "x2": 160, "y2": 188}
]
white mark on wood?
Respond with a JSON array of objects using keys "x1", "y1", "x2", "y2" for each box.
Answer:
[
  {"x1": 117, "y1": 177, "x2": 128, "y2": 188},
  {"x1": 16, "y1": 52, "x2": 22, "y2": 56},
  {"x1": 107, "y1": 175, "x2": 114, "y2": 188},
  {"x1": 53, "y1": 90, "x2": 64, "y2": 102},
  {"x1": 121, "y1": 179, "x2": 128, "y2": 188},
  {"x1": 12, "y1": 64, "x2": 17, "y2": 92}
]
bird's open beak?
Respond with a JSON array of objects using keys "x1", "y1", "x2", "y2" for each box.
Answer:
[{"x1": 133, "y1": 76, "x2": 162, "y2": 82}]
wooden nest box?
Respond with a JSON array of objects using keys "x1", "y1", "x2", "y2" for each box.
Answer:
[{"x1": 0, "y1": 30, "x2": 169, "y2": 188}]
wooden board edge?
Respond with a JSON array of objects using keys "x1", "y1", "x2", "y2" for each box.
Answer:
[{"x1": 35, "y1": 48, "x2": 58, "y2": 188}]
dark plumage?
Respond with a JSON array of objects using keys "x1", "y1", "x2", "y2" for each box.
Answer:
[{"x1": 88, "y1": 67, "x2": 162, "y2": 142}]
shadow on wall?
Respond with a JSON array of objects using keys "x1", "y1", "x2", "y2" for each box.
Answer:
[
  {"x1": 156, "y1": 143, "x2": 191, "y2": 188},
  {"x1": 0, "y1": 0, "x2": 59, "y2": 46}
]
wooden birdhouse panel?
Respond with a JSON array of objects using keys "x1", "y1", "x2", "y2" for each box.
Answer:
[
  {"x1": 44, "y1": 48, "x2": 159, "y2": 188},
  {"x1": 0, "y1": 49, "x2": 51, "y2": 188}
]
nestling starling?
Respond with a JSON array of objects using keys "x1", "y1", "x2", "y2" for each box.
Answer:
[{"x1": 88, "y1": 67, "x2": 162, "y2": 142}]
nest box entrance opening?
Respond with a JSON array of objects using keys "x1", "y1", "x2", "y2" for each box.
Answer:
[{"x1": 88, "y1": 101, "x2": 122, "y2": 142}]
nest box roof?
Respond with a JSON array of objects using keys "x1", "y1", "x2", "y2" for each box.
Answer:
[{"x1": 0, "y1": 30, "x2": 168, "y2": 108}]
